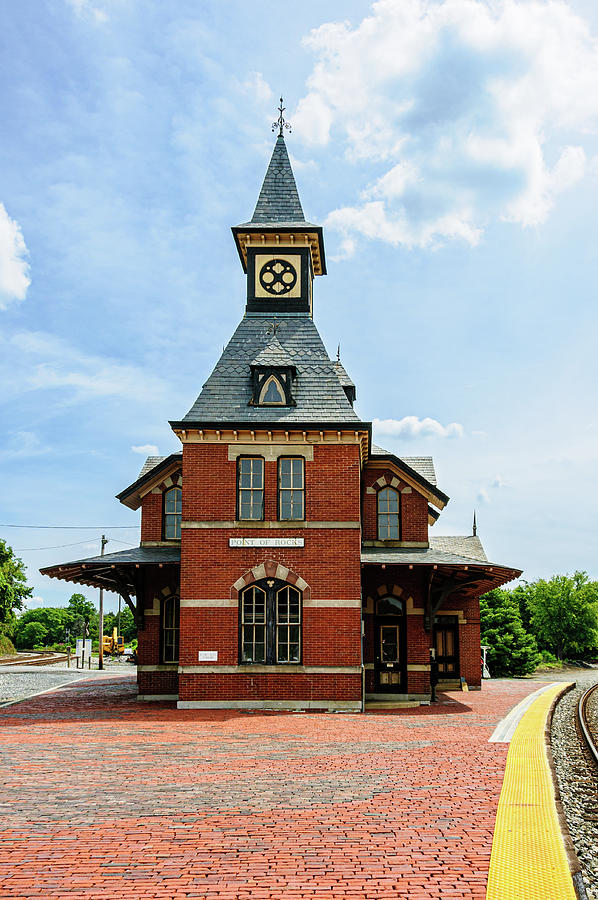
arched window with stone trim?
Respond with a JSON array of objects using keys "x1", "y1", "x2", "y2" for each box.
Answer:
[
  {"x1": 377, "y1": 486, "x2": 400, "y2": 539},
  {"x1": 240, "y1": 578, "x2": 301, "y2": 665},
  {"x1": 162, "y1": 594, "x2": 180, "y2": 663},
  {"x1": 163, "y1": 486, "x2": 182, "y2": 540}
]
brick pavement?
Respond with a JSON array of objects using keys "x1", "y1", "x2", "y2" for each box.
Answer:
[{"x1": 0, "y1": 677, "x2": 546, "y2": 899}]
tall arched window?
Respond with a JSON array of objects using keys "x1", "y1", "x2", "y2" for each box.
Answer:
[
  {"x1": 240, "y1": 578, "x2": 302, "y2": 664},
  {"x1": 377, "y1": 486, "x2": 400, "y2": 539},
  {"x1": 162, "y1": 594, "x2": 180, "y2": 663},
  {"x1": 164, "y1": 486, "x2": 182, "y2": 539}
]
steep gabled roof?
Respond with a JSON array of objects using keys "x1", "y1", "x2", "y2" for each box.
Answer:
[
  {"x1": 172, "y1": 316, "x2": 366, "y2": 427},
  {"x1": 368, "y1": 445, "x2": 448, "y2": 509},
  {"x1": 371, "y1": 445, "x2": 437, "y2": 485},
  {"x1": 117, "y1": 452, "x2": 182, "y2": 510},
  {"x1": 251, "y1": 334, "x2": 295, "y2": 368},
  {"x1": 241, "y1": 135, "x2": 309, "y2": 227}
]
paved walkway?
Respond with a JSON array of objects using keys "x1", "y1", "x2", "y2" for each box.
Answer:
[{"x1": 0, "y1": 677, "x2": 548, "y2": 899}]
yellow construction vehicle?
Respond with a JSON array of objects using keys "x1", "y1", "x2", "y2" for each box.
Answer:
[{"x1": 102, "y1": 628, "x2": 125, "y2": 656}]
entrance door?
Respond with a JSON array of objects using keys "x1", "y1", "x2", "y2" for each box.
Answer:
[
  {"x1": 434, "y1": 616, "x2": 459, "y2": 678},
  {"x1": 374, "y1": 596, "x2": 406, "y2": 692}
]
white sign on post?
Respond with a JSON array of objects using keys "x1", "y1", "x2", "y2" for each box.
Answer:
[
  {"x1": 75, "y1": 639, "x2": 92, "y2": 656},
  {"x1": 229, "y1": 537, "x2": 304, "y2": 548},
  {"x1": 198, "y1": 651, "x2": 218, "y2": 662}
]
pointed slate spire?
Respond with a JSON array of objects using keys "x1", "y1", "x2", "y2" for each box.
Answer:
[
  {"x1": 473, "y1": 510, "x2": 477, "y2": 537},
  {"x1": 250, "y1": 135, "x2": 306, "y2": 225}
]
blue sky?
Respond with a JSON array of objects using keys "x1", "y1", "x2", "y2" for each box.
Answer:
[{"x1": 2, "y1": 0, "x2": 598, "y2": 612}]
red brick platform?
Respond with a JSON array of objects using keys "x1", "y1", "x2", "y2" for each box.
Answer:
[{"x1": 0, "y1": 677, "x2": 546, "y2": 899}]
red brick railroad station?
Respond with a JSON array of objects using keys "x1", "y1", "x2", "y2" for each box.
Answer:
[{"x1": 41, "y1": 130, "x2": 520, "y2": 710}]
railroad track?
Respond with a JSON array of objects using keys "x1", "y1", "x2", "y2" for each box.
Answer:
[
  {"x1": 578, "y1": 681, "x2": 598, "y2": 769},
  {"x1": 0, "y1": 651, "x2": 69, "y2": 667}
]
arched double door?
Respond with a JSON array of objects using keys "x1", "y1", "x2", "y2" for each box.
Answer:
[{"x1": 374, "y1": 596, "x2": 406, "y2": 692}]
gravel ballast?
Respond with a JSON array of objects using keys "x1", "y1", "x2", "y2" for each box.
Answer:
[{"x1": 551, "y1": 674, "x2": 598, "y2": 900}]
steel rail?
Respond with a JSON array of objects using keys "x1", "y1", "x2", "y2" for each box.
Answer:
[{"x1": 577, "y1": 682, "x2": 598, "y2": 768}]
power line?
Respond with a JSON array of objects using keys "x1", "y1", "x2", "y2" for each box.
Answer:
[
  {"x1": 14, "y1": 540, "x2": 99, "y2": 552},
  {"x1": 0, "y1": 524, "x2": 138, "y2": 530},
  {"x1": 14, "y1": 539, "x2": 138, "y2": 552}
]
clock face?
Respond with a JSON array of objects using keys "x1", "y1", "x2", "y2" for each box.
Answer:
[{"x1": 259, "y1": 258, "x2": 298, "y2": 296}]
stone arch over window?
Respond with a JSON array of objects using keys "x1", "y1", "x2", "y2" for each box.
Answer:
[
  {"x1": 364, "y1": 583, "x2": 419, "y2": 615},
  {"x1": 231, "y1": 559, "x2": 311, "y2": 603}
]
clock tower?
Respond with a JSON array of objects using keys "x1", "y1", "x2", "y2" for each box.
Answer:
[{"x1": 231, "y1": 100, "x2": 326, "y2": 316}]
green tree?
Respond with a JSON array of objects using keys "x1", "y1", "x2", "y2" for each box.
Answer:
[
  {"x1": 15, "y1": 607, "x2": 70, "y2": 647},
  {"x1": 17, "y1": 621, "x2": 48, "y2": 649},
  {"x1": 526, "y1": 572, "x2": 598, "y2": 660},
  {"x1": 480, "y1": 589, "x2": 539, "y2": 677},
  {"x1": 66, "y1": 593, "x2": 98, "y2": 640},
  {"x1": 0, "y1": 539, "x2": 32, "y2": 638}
]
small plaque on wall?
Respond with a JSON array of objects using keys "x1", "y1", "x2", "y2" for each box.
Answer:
[
  {"x1": 229, "y1": 537, "x2": 305, "y2": 548},
  {"x1": 198, "y1": 651, "x2": 218, "y2": 662}
]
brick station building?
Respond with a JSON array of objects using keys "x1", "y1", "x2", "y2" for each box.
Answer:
[{"x1": 42, "y1": 129, "x2": 521, "y2": 710}]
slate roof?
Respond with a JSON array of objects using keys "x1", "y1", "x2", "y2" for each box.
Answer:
[
  {"x1": 333, "y1": 360, "x2": 355, "y2": 390},
  {"x1": 43, "y1": 547, "x2": 182, "y2": 568},
  {"x1": 238, "y1": 135, "x2": 311, "y2": 227},
  {"x1": 371, "y1": 444, "x2": 437, "y2": 486},
  {"x1": 138, "y1": 455, "x2": 167, "y2": 478},
  {"x1": 40, "y1": 547, "x2": 181, "y2": 593},
  {"x1": 251, "y1": 334, "x2": 295, "y2": 368},
  {"x1": 175, "y1": 316, "x2": 365, "y2": 426},
  {"x1": 362, "y1": 535, "x2": 518, "y2": 571}
]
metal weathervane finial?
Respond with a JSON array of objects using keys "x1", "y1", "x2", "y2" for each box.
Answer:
[
  {"x1": 273, "y1": 96, "x2": 291, "y2": 137},
  {"x1": 266, "y1": 320, "x2": 283, "y2": 337}
]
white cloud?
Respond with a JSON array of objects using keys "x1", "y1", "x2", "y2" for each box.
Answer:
[
  {"x1": 477, "y1": 488, "x2": 490, "y2": 504},
  {"x1": 66, "y1": 0, "x2": 108, "y2": 24},
  {"x1": 0, "y1": 431, "x2": 50, "y2": 462},
  {"x1": 1, "y1": 331, "x2": 168, "y2": 404},
  {"x1": 24, "y1": 595, "x2": 46, "y2": 608},
  {"x1": 131, "y1": 443, "x2": 159, "y2": 455},
  {"x1": 242, "y1": 72, "x2": 273, "y2": 104},
  {"x1": 0, "y1": 202, "x2": 30, "y2": 309},
  {"x1": 373, "y1": 415, "x2": 464, "y2": 439},
  {"x1": 295, "y1": 0, "x2": 598, "y2": 249}
]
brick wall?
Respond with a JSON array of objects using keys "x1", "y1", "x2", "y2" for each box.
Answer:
[
  {"x1": 177, "y1": 441, "x2": 363, "y2": 704},
  {"x1": 362, "y1": 466, "x2": 428, "y2": 542},
  {"x1": 141, "y1": 492, "x2": 163, "y2": 542}
]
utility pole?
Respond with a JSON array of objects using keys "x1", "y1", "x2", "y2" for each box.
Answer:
[{"x1": 98, "y1": 534, "x2": 108, "y2": 670}]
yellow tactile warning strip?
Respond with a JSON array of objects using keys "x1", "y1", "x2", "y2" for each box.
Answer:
[{"x1": 486, "y1": 682, "x2": 576, "y2": 900}]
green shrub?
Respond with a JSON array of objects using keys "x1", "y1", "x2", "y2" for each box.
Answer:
[{"x1": 0, "y1": 635, "x2": 17, "y2": 656}]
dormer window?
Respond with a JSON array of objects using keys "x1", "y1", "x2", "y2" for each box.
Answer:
[
  {"x1": 250, "y1": 365, "x2": 296, "y2": 407},
  {"x1": 259, "y1": 375, "x2": 286, "y2": 405}
]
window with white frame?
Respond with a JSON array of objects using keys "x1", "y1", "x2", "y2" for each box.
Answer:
[
  {"x1": 377, "y1": 486, "x2": 400, "y2": 539},
  {"x1": 278, "y1": 457, "x2": 304, "y2": 520},
  {"x1": 164, "y1": 486, "x2": 182, "y2": 539},
  {"x1": 238, "y1": 457, "x2": 264, "y2": 520}
]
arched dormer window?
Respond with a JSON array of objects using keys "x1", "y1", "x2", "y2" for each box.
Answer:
[
  {"x1": 162, "y1": 594, "x2": 180, "y2": 663},
  {"x1": 164, "y1": 486, "x2": 182, "y2": 540},
  {"x1": 259, "y1": 374, "x2": 285, "y2": 405},
  {"x1": 378, "y1": 486, "x2": 400, "y2": 540}
]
